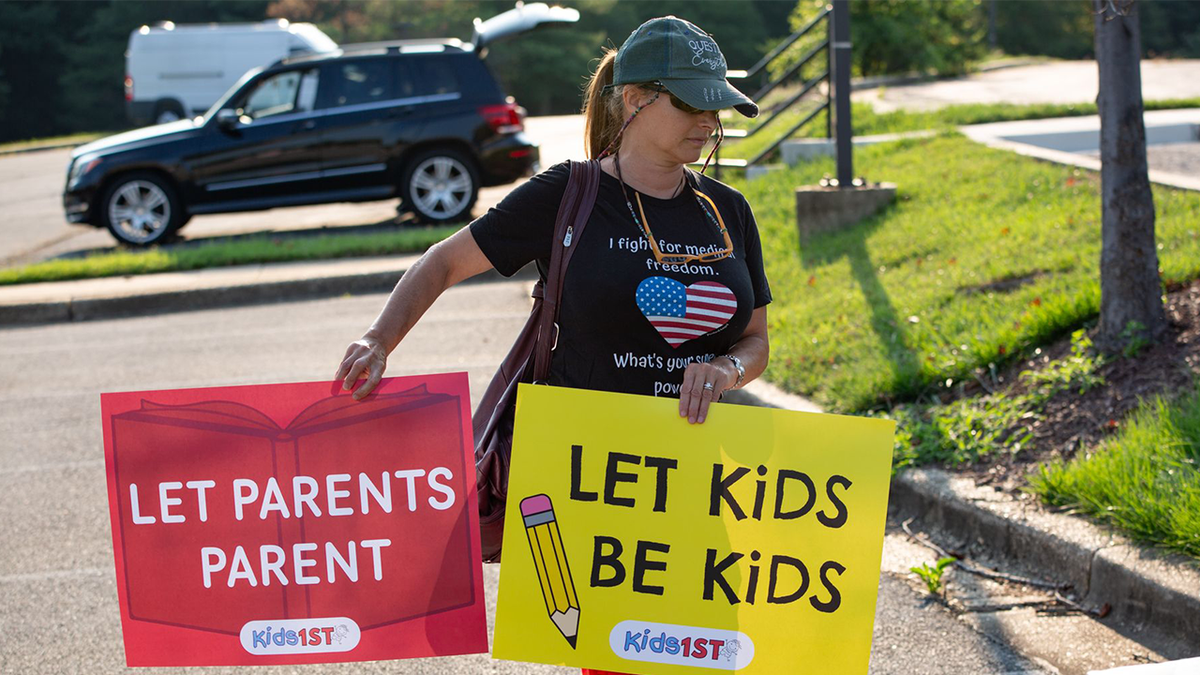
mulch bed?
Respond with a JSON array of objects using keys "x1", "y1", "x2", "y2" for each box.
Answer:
[{"x1": 960, "y1": 279, "x2": 1200, "y2": 493}]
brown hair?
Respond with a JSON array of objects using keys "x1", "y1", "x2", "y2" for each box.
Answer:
[{"x1": 582, "y1": 48, "x2": 630, "y2": 160}]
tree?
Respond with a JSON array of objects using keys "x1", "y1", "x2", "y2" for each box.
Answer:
[
  {"x1": 1093, "y1": 0, "x2": 1165, "y2": 351},
  {"x1": 778, "y1": 0, "x2": 988, "y2": 82}
]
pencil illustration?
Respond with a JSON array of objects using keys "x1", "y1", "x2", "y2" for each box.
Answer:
[{"x1": 520, "y1": 494, "x2": 581, "y2": 649}]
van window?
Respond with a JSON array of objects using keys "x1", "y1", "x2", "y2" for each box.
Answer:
[
  {"x1": 238, "y1": 69, "x2": 314, "y2": 120},
  {"x1": 328, "y1": 60, "x2": 394, "y2": 108}
]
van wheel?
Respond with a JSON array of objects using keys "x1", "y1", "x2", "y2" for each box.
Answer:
[
  {"x1": 100, "y1": 172, "x2": 184, "y2": 246},
  {"x1": 402, "y1": 148, "x2": 478, "y2": 223},
  {"x1": 155, "y1": 101, "x2": 185, "y2": 125}
]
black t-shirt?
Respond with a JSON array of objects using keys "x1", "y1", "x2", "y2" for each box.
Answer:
[{"x1": 469, "y1": 161, "x2": 772, "y2": 399}]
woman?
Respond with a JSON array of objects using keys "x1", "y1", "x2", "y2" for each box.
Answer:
[{"x1": 336, "y1": 16, "x2": 770, "y2": 672}]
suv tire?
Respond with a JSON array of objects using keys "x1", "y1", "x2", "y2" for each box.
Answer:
[
  {"x1": 154, "y1": 100, "x2": 186, "y2": 125},
  {"x1": 402, "y1": 148, "x2": 479, "y2": 224},
  {"x1": 99, "y1": 172, "x2": 185, "y2": 247}
]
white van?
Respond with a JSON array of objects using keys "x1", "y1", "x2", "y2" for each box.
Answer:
[{"x1": 125, "y1": 19, "x2": 337, "y2": 126}]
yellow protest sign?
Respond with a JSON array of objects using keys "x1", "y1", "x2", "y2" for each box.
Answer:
[{"x1": 493, "y1": 385, "x2": 895, "y2": 674}]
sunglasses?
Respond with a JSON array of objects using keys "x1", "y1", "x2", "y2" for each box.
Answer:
[
  {"x1": 632, "y1": 188, "x2": 733, "y2": 266},
  {"x1": 645, "y1": 82, "x2": 708, "y2": 116}
]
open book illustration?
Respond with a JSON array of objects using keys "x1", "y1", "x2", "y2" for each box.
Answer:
[{"x1": 108, "y1": 384, "x2": 475, "y2": 635}]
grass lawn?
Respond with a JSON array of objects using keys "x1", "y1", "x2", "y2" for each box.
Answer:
[
  {"x1": 1029, "y1": 383, "x2": 1200, "y2": 559},
  {"x1": 726, "y1": 133, "x2": 1200, "y2": 412},
  {"x1": 722, "y1": 98, "x2": 1200, "y2": 163},
  {"x1": 0, "y1": 226, "x2": 458, "y2": 286},
  {"x1": 0, "y1": 131, "x2": 108, "y2": 154}
]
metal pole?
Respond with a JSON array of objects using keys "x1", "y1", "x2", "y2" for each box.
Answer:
[
  {"x1": 825, "y1": 8, "x2": 832, "y2": 140},
  {"x1": 831, "y1": 0, "x2": 853, "y2": 187}
]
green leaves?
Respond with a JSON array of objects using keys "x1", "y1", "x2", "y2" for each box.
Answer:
[{"x1": 911, "y1": 556, "x2": 957, "y2": 595}]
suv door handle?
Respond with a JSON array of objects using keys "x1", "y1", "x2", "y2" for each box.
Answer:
[
  {"x1": 390, "y1": 105, "x2": 417, "y2": 118},
  {"x1": 298, "y1": 119, "x2": 317, "y2": 131}
]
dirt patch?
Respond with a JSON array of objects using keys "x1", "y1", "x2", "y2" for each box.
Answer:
[{"x1": 960, "y1": 279, "x2": 1200, "y2": 492}]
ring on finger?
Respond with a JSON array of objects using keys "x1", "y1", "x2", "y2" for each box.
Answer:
[{"x1": 703, "y1": 382, "x2": 715, "y2": 391}]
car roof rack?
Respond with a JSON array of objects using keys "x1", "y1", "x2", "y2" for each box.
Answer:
[{"x1": 272, "y1": 38, "x2": 471, "y2": 67}]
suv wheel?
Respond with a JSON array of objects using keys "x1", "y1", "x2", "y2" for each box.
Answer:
[
  {"x1": 403, "y1": 148, "x2": 479, "y2": 223},
  {"x1": 100, "y1": 172, "x2": 184, "y2": 246},
  {"x1": 154, "y1": 100, "x2": 185, "y2": 125}
]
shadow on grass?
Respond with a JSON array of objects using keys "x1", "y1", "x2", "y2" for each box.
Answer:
[{"x1": 798, "y1": 204, "x2": 922, "y2": 404}]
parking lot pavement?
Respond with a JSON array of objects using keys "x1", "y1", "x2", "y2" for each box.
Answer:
[{"x1": 0, "y1": 114, "x2": 586, "y2": 268}]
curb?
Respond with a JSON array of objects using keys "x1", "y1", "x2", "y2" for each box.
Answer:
[
  {"x1": 889, "y1": 468, "x2": 1200, "y2": 646},
  {"x1": 0, "y1": 261, "x2": 532, "y2": 327},
  {"x1": 724, "y1": 387, "x2": 1200, "y2": 647},
  {"x1": 0, "y1": 268, "x2": 410, "y2": 326}
]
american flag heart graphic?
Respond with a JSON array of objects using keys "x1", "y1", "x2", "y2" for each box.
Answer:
[{"x1": 635, "y1": 277, "x2": 737, "y2": 348}]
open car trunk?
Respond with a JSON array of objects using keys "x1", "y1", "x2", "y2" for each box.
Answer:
[{"x1": 471, "y1": 2, "x2": 580, "y2": 56}]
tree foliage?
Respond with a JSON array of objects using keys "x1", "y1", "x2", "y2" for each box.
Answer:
[
  {"x1": 993, "y1": 0, "x2": 1200, "y2": 60},
  {"x1": 0, "y1": 0, "x2": 792, "y2": 141},
  {"x1": 776, "y1": 0, "x2": 988, "y2": 83},
  {"x1": 0, "y1": 0, "x2": 268, "y2": 142}
]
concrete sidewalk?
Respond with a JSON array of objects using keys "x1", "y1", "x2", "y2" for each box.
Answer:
[{"x1": 962, "y1": 108, "x2": 1200, "y2": 192}]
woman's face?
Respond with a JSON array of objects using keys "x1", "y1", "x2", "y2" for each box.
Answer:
[{"x1": 623, "y1": 86, "x2": 718, "y2": 166}]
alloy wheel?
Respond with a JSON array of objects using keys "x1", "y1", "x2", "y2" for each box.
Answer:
[
  {"x1": 108, "y1": 180, "x2": 172, "y2": 245},
  {"x1": 409, "y1": 156, "x2": 473, "y2": 220}
]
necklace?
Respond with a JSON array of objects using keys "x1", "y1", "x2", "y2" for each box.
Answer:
[{"x1": 613, "y1": 152, "x2": 733, "y2": 266}]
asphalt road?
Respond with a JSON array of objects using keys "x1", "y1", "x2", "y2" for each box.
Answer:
[
  {"x1": 2, "y1": 279, "x2": 1187, "y2": 674},
  {"x1": 0, "y1": 114, "x2": 587, "y2": 268}
]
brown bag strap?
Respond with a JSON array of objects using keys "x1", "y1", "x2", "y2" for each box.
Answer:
[{"x1": 531, "y1": 159, "x2": 601, "y2": 381}]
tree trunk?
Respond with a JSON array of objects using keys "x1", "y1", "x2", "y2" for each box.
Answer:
[{"x1": 1093, "y1": 0, "x2": 1166, "y2": 352}]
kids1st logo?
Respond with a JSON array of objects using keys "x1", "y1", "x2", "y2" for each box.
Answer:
[
  {"x1": 609, "y1": 620, "x2": 754, "y2": 670},
  {"x1": 239, "y1": 618, "x2": 361, "y2": 655}
]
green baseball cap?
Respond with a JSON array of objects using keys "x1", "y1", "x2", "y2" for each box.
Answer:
[{"x1": 613, "y1": 16, "x2": 758, "y2": 118}]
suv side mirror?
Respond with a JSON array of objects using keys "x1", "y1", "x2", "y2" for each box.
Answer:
[{"x1": 215, "y1": 109, "x2": 240, "y2": 132}]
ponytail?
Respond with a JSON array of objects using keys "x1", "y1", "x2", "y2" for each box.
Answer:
[{"x1": 583, "y1": 49, "x2": 625, "y2": 160}]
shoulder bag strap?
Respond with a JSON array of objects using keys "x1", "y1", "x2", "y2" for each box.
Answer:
[{"x1": 531, "y1": 159, "x2": 601, "y2": 381}]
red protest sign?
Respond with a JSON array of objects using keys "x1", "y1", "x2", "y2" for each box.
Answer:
[{"x1": 100, "y1": 374, "x2": 487, "y2": 666}]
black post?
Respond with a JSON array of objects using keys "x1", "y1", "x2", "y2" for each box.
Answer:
[
  {"x1": 831, "y1": 0, "x2": 852, "y2": 187},
  {"x1": 825, "y1": 9, "x2": 832, "y2": 140}
]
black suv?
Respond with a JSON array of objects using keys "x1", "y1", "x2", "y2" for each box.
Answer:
[{"x1": 63, "y1": 4, "x2": 577, "y2": 245}]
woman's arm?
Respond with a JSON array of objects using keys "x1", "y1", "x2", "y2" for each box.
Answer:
[
  {"x1": 678, "y1": 306, "x2": 769, "y2": 424},
  {"x1": 335, "y1": 227, "x2": 494, "y2": 399}
]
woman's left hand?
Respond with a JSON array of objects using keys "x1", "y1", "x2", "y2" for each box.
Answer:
[{"x1": 678, "y1": 359, "x2": 738, "y2": 425}]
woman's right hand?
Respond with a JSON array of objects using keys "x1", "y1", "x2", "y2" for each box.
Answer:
[{"x1": 336, "y1": 337, "x2": 389, "y2": 400}]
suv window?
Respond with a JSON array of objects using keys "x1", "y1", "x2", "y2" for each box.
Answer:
[
  {"x1": 394, "y1": 60, "x2": 418, "y2": 99},
  {"x1": 412, "y1": 57, "x2": 461, "y2": 97},
  {"x1": 238, "y1": 69, "x2": 318, "y2": 120},
  {"x1": 327, "y1": 60, "x2": 394, "y2": 108}
]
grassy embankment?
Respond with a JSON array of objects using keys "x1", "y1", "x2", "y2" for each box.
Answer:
[
  {"x1": 0, "y1": 132, "x2": 107, "y2": 154},
  {"x1": 726, "y1": 133, "x2": 1200, "y2": 558},
  {"x1": 1030, "y1": 384, "x2": 1200, "y2": 559},
  {"x1": 722, "y1": 98, "x2": 1200, "y2": 161},
  {"x1": 0, "y1": 227, "x2": 458, "y2": 286}
]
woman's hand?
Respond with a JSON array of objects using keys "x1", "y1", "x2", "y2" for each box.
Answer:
[
  {"x1": 335, "y1": 337, "x2": 389, "y2": 400},
  {"x1": 678, "y1": 358, "x2": 738, "y2": 425}
]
